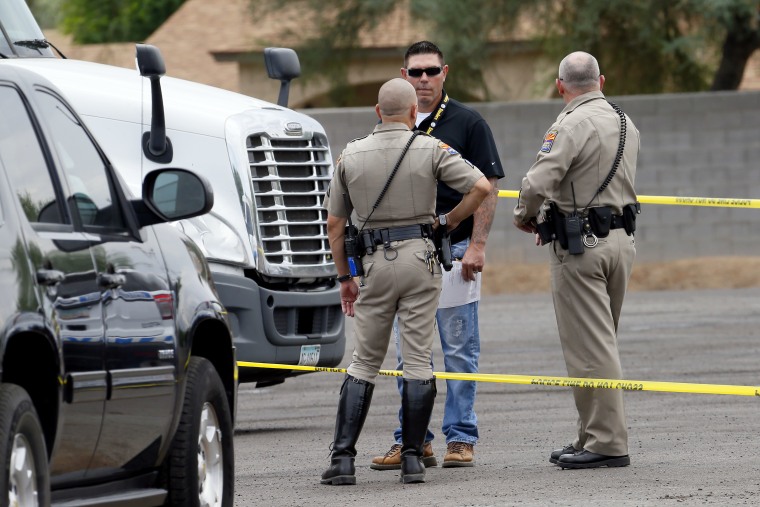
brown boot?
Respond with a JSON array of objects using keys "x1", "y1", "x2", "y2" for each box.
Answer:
[
  {"x1": 370, "y1": 442, "x2": 437, "y2": 470},
  {"x1": 442, "y1": 442, "x2": 474, "y2": 468}
]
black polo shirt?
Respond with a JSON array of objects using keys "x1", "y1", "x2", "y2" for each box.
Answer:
[{"x1": 415, "y1": 91, "x2": 505, "y2": 244}]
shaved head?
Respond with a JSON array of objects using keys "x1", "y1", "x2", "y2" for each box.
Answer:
[
  {"x1": 558, "y1": 51, "x2": 601, "y2": 94},
  {"x1": 378, "y1": 78, "x2": 417, "y2": 117}
]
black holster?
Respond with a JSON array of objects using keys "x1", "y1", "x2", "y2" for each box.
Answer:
[
  {"x1": 588, "y1": 206, "x2": 612, "y2": 237},
  {"x1": 433, "y1": 227, "x2": 453, "y2": 271},
  {"x1": 622, "y1": 202, "x2": 641, "y2": 235},
  {"x1": 343, "y1": 224, "x2": 365, "y2": 277}
]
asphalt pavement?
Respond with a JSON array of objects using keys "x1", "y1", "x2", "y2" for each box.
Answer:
[{"x1": 233, "y1": 288, "x2": 760, "y2": 506}]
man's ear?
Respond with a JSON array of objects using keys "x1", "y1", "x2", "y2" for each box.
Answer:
[
  {"x1": 599, "y1": 74, "x2": 606, "y2": 91},
  {"x1": 409, "y1": 103, "x2": 418, "y2": 127},
  {"x1": 556, "y1": 78, "x2": 564, "y2": 96},
  {"x1": 400, "y1": 67, "x2": 408, "y2": 79},
  {"x1": 375, "y1": 104, "x2": 382, "y2": 121}
]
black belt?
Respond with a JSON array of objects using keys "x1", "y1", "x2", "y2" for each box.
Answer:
[
  {"x1": 366, "y1": 224, "x2": 433, "y2": 245},
  {"x1": 608, "y1": 214, "x2": 627, "y2": 231},
  {"x1": 358, "y1": 224, "x2": 433, "y2": 255},
  {"x1": 558, "y1": 214, "x2": 626, "y2": 236}
]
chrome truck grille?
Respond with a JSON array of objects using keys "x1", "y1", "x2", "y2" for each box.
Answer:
[{"x1": 247, "y1": 134, "x2": 332, "y2": 267}]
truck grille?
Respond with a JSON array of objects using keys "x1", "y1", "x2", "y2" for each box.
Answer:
[
  {"x1": 247, "y1": 134, "x2": 332, "y2": 267},
  {"x1": 273, "y1": 305, "x2": 342, "y2": 337}
]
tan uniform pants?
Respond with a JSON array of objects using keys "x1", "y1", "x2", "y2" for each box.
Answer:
[
  {"x1": 347, "y1": 238, "x2": 441, "y2": 383},
  {"x1": 551, "y1": 228, "x2": 636, "y2": 456}
]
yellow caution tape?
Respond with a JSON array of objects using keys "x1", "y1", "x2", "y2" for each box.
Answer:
[
  {"x1": 241, "y1": 193, "x2": 759, "y2": 392},
  {"x1": 237, "y1": 362, "x2": 760, "y2": 397},
  {"x1": 498, "y1": 190, "x2": 760, "y2": 209}
]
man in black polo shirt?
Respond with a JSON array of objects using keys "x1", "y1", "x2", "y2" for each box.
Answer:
[{"x1": 371, "y1": 40, "x2": 505, "y2": 470}]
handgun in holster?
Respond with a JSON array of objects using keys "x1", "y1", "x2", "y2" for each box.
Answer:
[
  {"x1": 343, "y1": 224, "x2": 364, "y2": 277},
  {"x1": 433, "y1": 223, "x2": 453, "y2": 272},
  {"x1": 341, "y1": 193, "x2": 365, "y2": 277},
  {"x1": 536, "y1": 202, "x2": 558, "y2": 246}
]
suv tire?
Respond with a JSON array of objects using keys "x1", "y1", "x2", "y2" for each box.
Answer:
[
  {"x1": 165, "y1": 357, "x2": 233, "y2": 507},
  {"x1": 0, "y1": 384, "x2": 50, "y2": 507}
]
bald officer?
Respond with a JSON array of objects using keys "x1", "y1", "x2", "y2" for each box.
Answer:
[
  {"x1": 321, "y1": 78, "x2": 490, "y2": 486},
  {"x1": 513, "y1": 51, "x2": 640, "y2": 469}
]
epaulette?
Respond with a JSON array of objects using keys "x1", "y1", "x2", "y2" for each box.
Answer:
[{"x1": 347, "y1": 134, "x2": 369, "y2": 144}]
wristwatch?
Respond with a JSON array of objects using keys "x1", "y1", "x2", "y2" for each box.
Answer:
[
  {"x1": 439, "y1": 214, "x2": 448, "y2": 227},
  {"x1": 337, "y1": 274, "x2": 353, "y2": 283}
]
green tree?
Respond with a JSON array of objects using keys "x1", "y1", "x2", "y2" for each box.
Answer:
[
  {"x1": 253, "y1": 0, "x2": 760, "y2": 102},
  {"x1": 537, "y1": 0, "x2": 711, "y2": 95},
  {"x1": 701, "y1": 0, "x2": 760, "y2": 90},
  {"x1": 58, "y1": 0, "x2": 187, "y2": 44}
]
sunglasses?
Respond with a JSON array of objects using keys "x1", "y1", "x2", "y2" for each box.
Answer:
[{"x1": 406, "y1": 66, "x2": 442, "y2": 78}]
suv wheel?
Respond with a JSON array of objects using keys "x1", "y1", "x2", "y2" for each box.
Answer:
[
  {"x1": 0, "y1": 384, "x2": 50, "y2": 507},
  {"x1": 166, "y1": 357, "x2": 233, "y2": 507}
]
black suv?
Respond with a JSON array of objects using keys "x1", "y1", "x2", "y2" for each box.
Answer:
[{"x1": 0, "y1": 64, "x2": 236, "y2": 505}]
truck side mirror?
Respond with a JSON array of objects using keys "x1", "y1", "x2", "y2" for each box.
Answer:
[
  {"x1": 133, "y1": 168, "x2": 214, "y2": 227},
  {"x1": 136, "y1": 43, "x2": 173, "y2": 163},
  {"x1": 264, "y1": 47, "x2": 301, "y2": 107}
]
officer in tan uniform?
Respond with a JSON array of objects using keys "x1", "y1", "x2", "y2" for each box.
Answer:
[
  {"x1": 321, "y1": 78, "x2": 489, "y2": 485},
  {"x1": 513, "y1": 51, "x2": 640, "y2": 469}
]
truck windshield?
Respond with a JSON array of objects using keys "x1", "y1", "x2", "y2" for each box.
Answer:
[{"x1": 0, "y1": 0, "x2": 55, "y2": 58}]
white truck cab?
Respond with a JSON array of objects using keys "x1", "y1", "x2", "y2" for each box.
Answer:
[{"x1": 1, "y1": 0, "x2": 344, "y2": 385}]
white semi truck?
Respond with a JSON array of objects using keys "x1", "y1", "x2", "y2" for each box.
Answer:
[{"x1": 1, "y1": 0, "x2": 344, "y2": 385}]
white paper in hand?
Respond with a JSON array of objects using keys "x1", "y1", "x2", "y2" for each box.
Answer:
[{"x1": 438, "y1": 260, "x2": 481, "y2": 309}]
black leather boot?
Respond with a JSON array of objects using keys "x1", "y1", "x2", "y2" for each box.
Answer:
[
  {"x1": 400, "y1": 377, "x2": 436, "y2": 484},
  {"x1": 320, "y1": 375, "x2": 374, "y2": 485}
]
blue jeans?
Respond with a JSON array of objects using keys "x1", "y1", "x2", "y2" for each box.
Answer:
[{"x1": 392, "y1": 238, "x2": 480, "y2": 445}]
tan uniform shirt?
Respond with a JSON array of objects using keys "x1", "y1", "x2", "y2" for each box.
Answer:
[
  {"x1": 326, "y1": 122, "x2": 484, "y2": 228},
  {"x1": 514, "y1": 91, "x2": 640, "y2": 222}
]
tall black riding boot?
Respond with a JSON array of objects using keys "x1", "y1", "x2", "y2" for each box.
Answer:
[
  {"x1": 320, "y1": 375, "x2": 374, "y2": 485},
  {"x1": 400, "y1": 377, "x2": 436, "y2": 484}
]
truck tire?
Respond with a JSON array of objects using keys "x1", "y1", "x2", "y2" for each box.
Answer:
[
  {"x1": 165, "y1": 357, "x2": 233, "y2": 507},
  {"x1": 0, "y1": 384, "x2": 50, "y2": 507}
]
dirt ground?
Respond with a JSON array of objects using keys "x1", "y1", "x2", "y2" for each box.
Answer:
[{"x1": 482, "y1": 256, "x2": 760, "y2": 295}]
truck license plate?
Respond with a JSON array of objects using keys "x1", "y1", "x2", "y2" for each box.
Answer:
[{"x1": 299, "y1": 345, "x2": 320, "y2": 366}]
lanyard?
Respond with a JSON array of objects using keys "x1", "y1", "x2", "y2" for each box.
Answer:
[{"x1": 423, "y1": 93, "x2": 449, "y2": 135}]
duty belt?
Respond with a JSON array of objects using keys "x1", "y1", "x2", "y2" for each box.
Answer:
[
  {"x1": 607, "y1": 214, "x2": 628, "y2": 232},
  {"x1": 559, "y1": 213, "x2": 627, "y2": 236},
  {"x1": 360, "y1": 224, "x2": 433, "y2": 254},
  {"x1": 537, "y1": 203, "x2": 640, "y2": 250}
]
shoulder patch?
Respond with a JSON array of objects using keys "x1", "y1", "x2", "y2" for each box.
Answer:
[
  {"x1": 437, "y1": 140, "x2": 474, "y2": 167},
  {"x1": 540, "y1": 128, "x2": 558, "y2": 153},
  {"x1": 438, "y1": 141, "x2": 460, "y2": 156}
]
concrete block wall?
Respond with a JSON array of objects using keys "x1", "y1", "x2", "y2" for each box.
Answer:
[{"x1": 305, "y1": 90, "x2": 760, "y2": 264}]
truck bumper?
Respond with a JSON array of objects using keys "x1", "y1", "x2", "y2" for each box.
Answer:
[{"x1": 211, "y1": 272, "x2": 345, "y2": 384}]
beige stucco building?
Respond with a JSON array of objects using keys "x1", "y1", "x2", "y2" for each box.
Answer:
[{"x1": 46, "y1": 0, "x2": 760, "y2": 108}]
